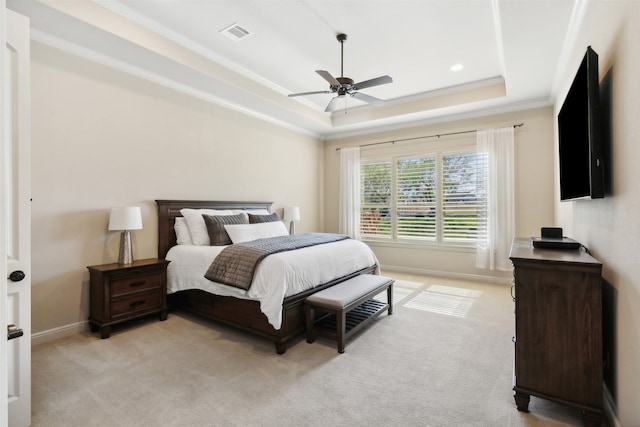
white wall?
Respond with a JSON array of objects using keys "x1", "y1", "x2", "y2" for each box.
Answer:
[
  {"x1": 554, "y1": 2, "x2": 640, "y2": 424},
  {"x1": 324, "y1": 107, "x2": 555, "y2": 282},
  {"x1": 30, "y1": 42, "x2": 323, "y2": 338}
]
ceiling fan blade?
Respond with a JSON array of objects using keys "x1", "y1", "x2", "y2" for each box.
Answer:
[
  {"x1": 351, "y1": 92, "x2": 385, "y2": 107},
  {"x1": 325, "y1": 96, "x2": 344, "y2": 112},
  {"x1": 353, "y1": 75, "x2": 393, "y2": 90},
  {"x1": 288, "y1": 90, "x2": 332, "y2": 97},
  {"x1": 316, "y1": 70, "x2": 340, "y2": 87}
]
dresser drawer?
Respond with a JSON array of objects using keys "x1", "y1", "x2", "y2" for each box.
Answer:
[
  {"x1": 111, "y1": 272, "x2": 163, "y2": 297},
  {"x1": 111, "y1": 291, "x2": 162, "y2": 319}
]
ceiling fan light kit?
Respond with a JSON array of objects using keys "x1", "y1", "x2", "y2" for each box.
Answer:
[{"x1": 289, "y1": 33, "x2": 393, "y2": 112}]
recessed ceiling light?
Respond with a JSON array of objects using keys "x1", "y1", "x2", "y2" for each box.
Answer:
[{"x1": 450, "y1": 64, "x2": 464, "y2": 72}]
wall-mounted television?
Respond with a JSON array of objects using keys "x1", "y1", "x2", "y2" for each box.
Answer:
[{"x1": 558, "y1": 46, "x2": 604, "y2": 201}]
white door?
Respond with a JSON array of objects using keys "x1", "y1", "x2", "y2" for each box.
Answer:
[
  {"x1": 1, "y1": 5, "x2": 7, "y2": 425},
  {"x1": 3, "y1": 8, "x2": 32, "y2": 427}
]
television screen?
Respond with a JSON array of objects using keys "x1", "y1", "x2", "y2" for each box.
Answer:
[{"x1": 557, "y1": 46, "x2": 604, "y2": 201}]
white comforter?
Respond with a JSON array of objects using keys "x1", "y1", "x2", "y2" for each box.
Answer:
[{"x1": 165, "y1": 238, "x2": 379, "y2": 330}]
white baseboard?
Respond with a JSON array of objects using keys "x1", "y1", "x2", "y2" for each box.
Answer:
[
  {"x1": 31, "y1": 320, "x2": 88, "y2": 347},
  {"x1": 380, "y1": 264, "x2": 513, "y2": 285}
]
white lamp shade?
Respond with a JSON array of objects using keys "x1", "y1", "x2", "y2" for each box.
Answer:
[
  {"x1": 108, "y1": 207, "x2": 143, "y2": 231},
  {"x1": 283, "y1": 206, "x2": 300, "y2": 222}
]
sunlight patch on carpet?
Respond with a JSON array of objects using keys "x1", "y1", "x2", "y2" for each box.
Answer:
[
  {"x1": 404, "y1": 285, "x2": 482, "y2": 317},
  {"x1": 374, "y1": 279, "x2": 423, "y2": 304}
]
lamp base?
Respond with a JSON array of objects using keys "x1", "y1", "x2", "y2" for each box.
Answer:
[
  {"x1": 118, "y1": 230, "x2": 134, "y2": 264},
  {"x1": 289, "y1": 222, "x2": 296, "y2": 235}
]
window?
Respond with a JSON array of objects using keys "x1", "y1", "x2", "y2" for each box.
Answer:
[
  {"x1": 442, "y1": 152, "x2": 487, "y2": 242},
  {"x1": 361, "y1": 162, "x2": 391, "y2": 237},
  {"x1": 397, "y1": 157, "x2": 436, "y2": 239},
  {"x1": 360, "y1": 149, "x2": 487, "y2": 246}
]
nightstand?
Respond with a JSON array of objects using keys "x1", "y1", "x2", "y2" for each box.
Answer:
[{"x1": 87, "y1": 258, "x2": 170, "y2": 338}]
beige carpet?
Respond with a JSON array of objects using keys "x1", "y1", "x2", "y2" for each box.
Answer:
[{"x1": 31, "y1": 272, "x2": 585, "y2": 426}]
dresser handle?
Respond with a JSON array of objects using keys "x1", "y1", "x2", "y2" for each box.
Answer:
[
  {"x1": 130, "y1": 300, "x2": 146, "y2": 308},
  {"x1": 510, "y1": 284, "x2": 516, "y2": 302},
  {"x1": 129, "y1": 280, "x2": 146, "y2": 288}
]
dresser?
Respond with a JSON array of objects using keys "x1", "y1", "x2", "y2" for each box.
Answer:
[
  {"x1": 88, "y1": 258, "x2": 170, "y2": 338},
  {"x1": 509, "y1": 238, "x2": 603, "y2": 427}
]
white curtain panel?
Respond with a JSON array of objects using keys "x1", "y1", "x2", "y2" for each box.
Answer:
[
  {"x1": 339, "y1": 146, "x2": 361, "y2": 239},
  {"x1": 476, "y1": 127, "x2": 515, "y2": 271}
]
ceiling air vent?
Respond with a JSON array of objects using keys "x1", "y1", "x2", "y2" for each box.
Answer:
[{"x1": 220, "y1": 23, "x2": 252, "y2": 41}]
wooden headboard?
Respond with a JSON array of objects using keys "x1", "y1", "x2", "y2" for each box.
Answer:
[{"x1": 155, "y1": 200, "x2": 273, "y2": 259}]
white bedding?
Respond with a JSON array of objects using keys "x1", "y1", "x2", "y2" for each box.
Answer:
[{"x1": 165, "y1": 238, "x2": 379, "y2": 330}]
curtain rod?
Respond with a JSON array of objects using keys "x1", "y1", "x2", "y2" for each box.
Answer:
[{"x1": 335, "y1": 123, "x2": 524, "y2": 151}]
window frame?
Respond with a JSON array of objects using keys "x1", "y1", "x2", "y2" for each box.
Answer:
[{"x1": 360, "y1": 145, "x2": 485, "y2": 248}]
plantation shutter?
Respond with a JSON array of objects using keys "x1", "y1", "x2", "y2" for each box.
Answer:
[
  {"x1": 359, "y1": 147, "x2": 487, "y2": 246},
  {"x1": 396, "y1": 157, "x2": 437, "y2": 240},
  {"x1": 360, "y1": 161, "x2": 392, "y2": 238},
  {"x1": 442, "y1": 152, "x2": 487, "y2": 242}
]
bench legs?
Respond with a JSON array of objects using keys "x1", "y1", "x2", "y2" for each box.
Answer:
[
  {"x1": 337, "y1": 310, "x2": 346, "y2": 353},
  {"x1": 306, "y1": 281, "x2": 393, "y2": 353},
  {"x1": 305, "y1": 305, "x2": 348, "y2": 353},
  {"x1": 305, "y1": 304, "x2": 316, "y2": 344}
]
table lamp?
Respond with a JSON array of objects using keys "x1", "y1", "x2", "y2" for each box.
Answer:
[
  {"x1": 108, "y1": 207, "x2": 142, "y2": 264},
  {"x1": 283, "y1": 206, "x2": 300, "y2": 235}
]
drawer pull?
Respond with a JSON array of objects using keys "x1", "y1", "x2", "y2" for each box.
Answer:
[
  {"x1": 129, "y1": 300, "x2": 146, "y2": 308},
  {"x1": 129, "y1": 280, "x2": 146, "y2": 288}
]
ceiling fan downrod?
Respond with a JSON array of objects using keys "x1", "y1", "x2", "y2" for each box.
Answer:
[{"x1": 337, "y1": 33, "x2": 347, "y2": 78}]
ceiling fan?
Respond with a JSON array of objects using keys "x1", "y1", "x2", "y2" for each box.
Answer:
[{"x1": 288, "y1": 33, "x2": 393, "y2": 112}]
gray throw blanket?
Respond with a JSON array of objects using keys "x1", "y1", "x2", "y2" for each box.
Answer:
[{"x1": 204, "y1": 233, "x2": 350, "y2": 290}]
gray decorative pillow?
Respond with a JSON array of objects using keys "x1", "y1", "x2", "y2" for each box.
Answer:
[
  {"x1": 203, "y1": 213, "x2": 248, "y2": 245},
  {"x1": 248, "y1": 212, "x2": 279, "y2": 224}
]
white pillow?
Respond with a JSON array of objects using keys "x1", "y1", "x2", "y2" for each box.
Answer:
[
  {"x1": 180, "y1": 208, "x2": 234, "y2": 246},
  {"x1": 174, "y1": 217, "x2": 193, "y2": 245},
  {"x1": 224, "y1": 221, "x2": 289, "y2": 244}
]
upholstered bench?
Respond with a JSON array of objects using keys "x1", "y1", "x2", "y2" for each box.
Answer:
[{"x1": 305, "y1": 274, "x2": 394, "y2": 353}]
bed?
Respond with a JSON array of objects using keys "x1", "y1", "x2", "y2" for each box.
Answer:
[{"x1": 156, "y1": 199, "x2": 378, "y2": 354}]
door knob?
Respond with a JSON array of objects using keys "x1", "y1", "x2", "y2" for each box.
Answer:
[{"x1": 8, "y1": 270, "x2": 25, "y2": 282}]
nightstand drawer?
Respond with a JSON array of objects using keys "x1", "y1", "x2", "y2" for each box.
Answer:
[
  {"x1": 111, "y1": 272, "x2": 163, "y2": 297},
  {"x1": 111, "y1": 291, "x2": 162, "y2": 319}
]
